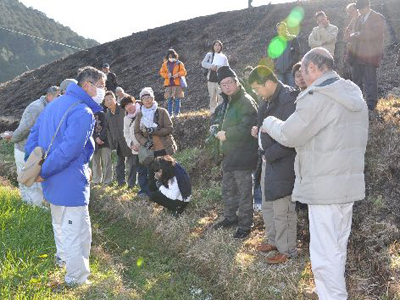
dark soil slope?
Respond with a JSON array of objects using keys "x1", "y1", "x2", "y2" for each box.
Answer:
[{"x1": 0, "y1": 0, "x2": 399, "y2": 132}]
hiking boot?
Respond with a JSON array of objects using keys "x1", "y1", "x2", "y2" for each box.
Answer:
[
  {"x1": 212, "y1": 218, "x2": 238, "y2": 230},
  {"x1": 266, "y1": 253, "x2": 288, "y2": 264},
  {"x1": 256, "y1": 243, "x2": 277, "y2": 253},
  {"x1": 233, "y1": 228, "x2": 251, "y2": 239}
]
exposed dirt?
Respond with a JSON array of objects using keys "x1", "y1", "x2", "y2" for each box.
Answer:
[{"x1": 1, "y1": 0, "x2": 399, "y2": 132}]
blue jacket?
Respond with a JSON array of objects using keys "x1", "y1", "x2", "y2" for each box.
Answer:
[{"x1": 25, "y1": 83, "x2": 102, "y2": 206}]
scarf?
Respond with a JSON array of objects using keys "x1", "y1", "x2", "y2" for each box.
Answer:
[
  {"x1": 126, "y1": 103, "x2": 141, "y2": 119},
  {"x1": 140, "y1": 101, "x2": 158, "y2": 129}
]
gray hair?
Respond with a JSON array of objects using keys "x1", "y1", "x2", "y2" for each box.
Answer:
[
  {"x1": 115, "y1": 86, "x2": 124, "y2": 93},
  {"x1": 76, "y1": 66, "x2": 106, "y2": 87},
  {"x1": 46, "y1": 86, "x2": 60, "y2": 96},
  {"x1": 302, "y1": 48, "x2": 334, "y2": 72}
]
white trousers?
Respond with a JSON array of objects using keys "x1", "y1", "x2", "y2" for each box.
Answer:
[
  {"x1": 308, "y1": 203, "x2": 354, "y2": 300},
  {"x1": 208, "y1": 81, "x2": 222, "y2": 114},
  {"x1": 14, "y1": 147, "x2": 44, "y2": 206},
  {"x1": 50, "y1": 204, "x2": 92, "y2": 284}
]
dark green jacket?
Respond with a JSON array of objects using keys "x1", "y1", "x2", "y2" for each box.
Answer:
[{"x1": 221, "y1": 85, "x2": 258, "y2": 171}]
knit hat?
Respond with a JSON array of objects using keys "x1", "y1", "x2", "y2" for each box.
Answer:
[
  {"x1": 102, "y1": 63, "x2": 110, "y2": 69},
  {"x1": 60, "y1": 78, "x2": 77, "y2": 93},
  {"x1": 217, "y1": 66, "x2": 237, "y2": 84},
  {"x1": 139, "y1": 87, "x2": 154, "y2": 99},
  {"x1": 356, "y1": 0, "x2": 370, "y2": 9}
]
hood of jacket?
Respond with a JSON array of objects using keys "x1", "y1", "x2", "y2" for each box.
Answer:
[
  {"x1": 65, "y1": 83, "x2": 103, "y2": 114},
  {"x1": 298, "y1": 71, "x2": 366, "y2": 112}
]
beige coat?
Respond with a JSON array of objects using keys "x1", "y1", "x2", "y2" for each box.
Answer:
[
  {"x1": 134, "y1": 107, "x2": 177, "y2": 155},
  {"x1": 262, "y1": 71, "x2": 368, "y2": 205},
  {"x1": 308, "y1": 23, "x2": 339, "y2": 55}
]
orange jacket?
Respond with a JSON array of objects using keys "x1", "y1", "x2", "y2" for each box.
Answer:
[{"x1": 159, "y1": 60, "x2": 187, "y2": 87}]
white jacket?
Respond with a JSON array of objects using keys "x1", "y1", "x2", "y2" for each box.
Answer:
[
  {"x1": 123, "y1": 114, "x2": 140, "y2": 155},
  {"x1": 308, "y1": 23, "x2": 339, "y2": 55},
  {"x1": 262, "y1": 71, "x2": 368, "y2": 205}
]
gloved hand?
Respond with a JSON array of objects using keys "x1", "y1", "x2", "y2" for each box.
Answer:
[{"x1": 144, "y1": 140, "x2": 154, "y2": 150}]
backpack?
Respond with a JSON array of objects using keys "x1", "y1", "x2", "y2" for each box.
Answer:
[{"x1": 174, "y1": 163, "x2": 192, "y2": 200}]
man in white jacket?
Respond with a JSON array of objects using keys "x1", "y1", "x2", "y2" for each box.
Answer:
[
  {"x1": 308, "y1": 11, "x2": 338, "y2": 56},
  {"x1": 261, "y1": 47, "x2": 368, "y2": 300}
]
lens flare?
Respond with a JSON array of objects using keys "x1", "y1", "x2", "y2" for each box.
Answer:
[
  {"x1": 137, "y1": 257, "x2": 144, "y2": 267},
  {"x1": 267, "y1": 36, "x2": 287, "y2": 59},
  {"x1": 287, "y1": 6, "x2": 305, "y2": 28}
]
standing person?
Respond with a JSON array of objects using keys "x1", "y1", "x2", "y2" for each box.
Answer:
[
  {"x1": 102, "y1": 63, "x2": 118, "y2": 93},
  {"x1": 104, "y1": 91, "x2": 135, "y2": 188},
  {"x1": 202, "y1": 40, "x2": 229, "y2": 113},
  {"x1": 2, "y1": 86, "x2": 60, "y2": 206},
  {"x1": 308, "y1": 11, "x2": 338, "y2": 56},
  {"x1": 25, "y1": 66, "x2": 106, "y2": 286},
  {"x1": 350, "y1": 0, "x2": 386, "y2": 111},
  {"x1": 248, "y1": 66, "x2": 297, "y2": 264},
  {"x1": 292, "y1": 62, "x2": 307, "y2": 91},
  {"x1": 120, "y1": 95, "x2": 149, "y2": 196},
  {"x1": 274, "y1": 22, "x2": 300, "y2": 87},
  {"x1": 115, "y1": 87, "x2": 129, "y2": 103},
  {"x1": 134, "y1": 87, "x2": 177, "y2": 191},
  {"x1": 92, "y1": 108, "x2": 112, "y2": 186},
  {"x1": 148, "y1": 155, "x2": 191, "y2": 215},
  {"x1": 261, "y1": 48, "x2": 368, "y2": 299},
  {"x1": 212, "y1": 66, "x2": 258, "y2": 239},
  {"x1": 60, "y1": 79, "x2": 77, "y2": 95},
  {"x1": 344, "y1": 3, "x2": 360, "y2": 77},
  {"x1": 159, "y1": 49, "x2": 187, "y2": 117}
]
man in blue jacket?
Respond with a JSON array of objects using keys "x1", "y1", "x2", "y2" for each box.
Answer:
[{"x1": 26, "y1": 66, "x2": 106, "y2": 286}]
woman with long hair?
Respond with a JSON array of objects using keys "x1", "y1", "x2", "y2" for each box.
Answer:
[{"x1": 201, "y1": 40, "x2": 229, "y2": 114}]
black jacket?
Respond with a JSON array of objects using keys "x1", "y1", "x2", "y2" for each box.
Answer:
[
  {"x1": 221, "y1": 85, "x2": 258, "y2": 171},
  {"x1": 93, "y1": 111, "x2": 109, "y2": 149},
  {"x1": 105, "y1": 105, "x2": 131, "y2": 157},
  {"x1": 106, "y1": 72, "x2": 118, "y2": 92},
  {"x1": 258, "y1": 82, "x2": 297, "y2": 201}
]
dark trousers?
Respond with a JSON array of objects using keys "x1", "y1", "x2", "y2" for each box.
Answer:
[
  {"x1": 149, "y1": 191, "x2": 188, "y2": 213},
  {"x1": 352, "y1": 63, "x2": 378, "y2": 110},
  {"x1": 116, "y1": 153, "x2": 135, "y2": 187}
]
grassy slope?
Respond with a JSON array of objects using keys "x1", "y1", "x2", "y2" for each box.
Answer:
[{"x1": 0, "y1": 101, "x2": 400, "y2": 299}]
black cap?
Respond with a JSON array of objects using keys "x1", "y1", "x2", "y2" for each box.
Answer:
[
  {"x1": 102, "y1": 63, "x2": 110, "y2": 68},
  {"x1": 356, "y1": 0, "x2": 370, "y2": 9},
  {"x1": 217, "y1": 66, "x2": 237, "y2": 84}
]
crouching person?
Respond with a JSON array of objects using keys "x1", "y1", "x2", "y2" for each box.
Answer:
[
  {"x1": 25, "y1": 66, "x2": 106, "y2": 286},
  {"x1": 148, "y1": 155, "x2": 191, "y2": 215}
]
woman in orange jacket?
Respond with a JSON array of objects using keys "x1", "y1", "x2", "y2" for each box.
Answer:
[{"x1": 159, "y1": 49, "x2": 187, "y2": 117}]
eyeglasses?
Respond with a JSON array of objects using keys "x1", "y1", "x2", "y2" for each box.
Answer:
[
  {"x1": 141, "y1": 96, "x2": 153, "y2": 101},
  {"x1": 89, "y1": 81, "x2": 106, "y2": 90},
  {"x1": 220, "y1": 80, "x2": 236, "y2": 88}
]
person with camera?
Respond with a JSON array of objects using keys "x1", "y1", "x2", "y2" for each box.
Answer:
[{"x1": 134, "y1": 87, "x2": 177, "y2": 191}]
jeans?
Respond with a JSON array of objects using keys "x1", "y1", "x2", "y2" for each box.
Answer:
[
  {"x1": 167, "y1": 98, "x2": 181, "y2": 116},
  {"x1": 133, "y1": 155, "x2": 149, "y2": 195}
]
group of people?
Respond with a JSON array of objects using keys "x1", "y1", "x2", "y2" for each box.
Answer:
[{"x1": 0, "y1": 0, "x2": 395, "y2": 299}]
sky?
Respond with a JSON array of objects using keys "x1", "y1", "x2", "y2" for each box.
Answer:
[{"x1": 18, "y1": 0, "x2": 293, "y2": 44}]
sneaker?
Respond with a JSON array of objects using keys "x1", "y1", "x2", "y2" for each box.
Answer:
[
  {"x1": 233, "y1": 228, "x2": 251, "y2": 239},
  {"x1": 213, "y1": 218, "x2": 238, "y2": 230}
]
